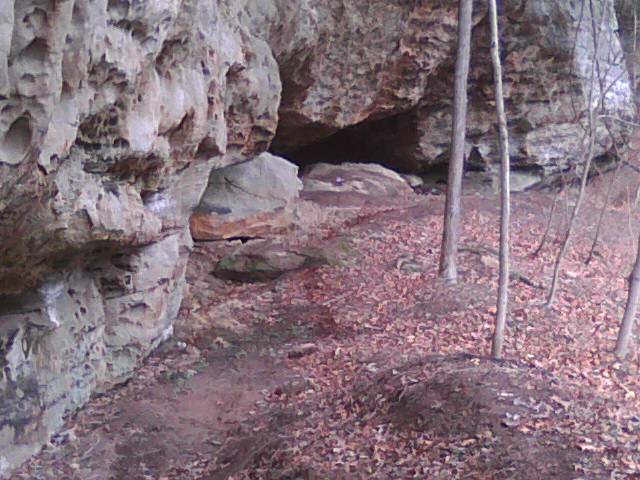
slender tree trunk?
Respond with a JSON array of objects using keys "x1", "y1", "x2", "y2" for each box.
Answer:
[
  {"x1": 613, "y1": 0, "x2": 640, "y2": 361},
  {"x1": 586, "y1": 162, "x2": 618, "y2": 264},
  {"x1": 633, "y1": 5, "x2": 638, "y2": 98},
  {"x1": 546, "y1": 0, "x2": 601, "y2": 307},
  {"x1": 439, "y1": 0, "x2": 473, "y2": 283},
  {"x1": 534, "y1": 189, "x2": 560, "y2": 257},
  {"x1": 488, "y1": 0, "x2": 511, "y2": 359},
  {"x1": 587, "y1": 120, "x2": 624, "y2": 265},
  {"x1": 546, "y1": 118, "x2": 596, "y2": 306},
  {"x1": 615, "y1": 236, "x2": 640, "y2": 359}
]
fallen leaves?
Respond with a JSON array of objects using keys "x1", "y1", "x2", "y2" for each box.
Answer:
[
  {"x1": 192, "y1": 187, "x2": 640, "y2": 478},
  {"x1": 14, "y1": 179, "x2": 640, "y2": 479}
]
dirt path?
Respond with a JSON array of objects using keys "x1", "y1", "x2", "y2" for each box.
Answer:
[
  {"x1": 11, "y1": 338, "x2": 291, "y2": 479},
  {"x1": 11, "y1": 166, "x2": 640, "y2": 479}
]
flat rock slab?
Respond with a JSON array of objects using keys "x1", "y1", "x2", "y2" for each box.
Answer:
[
  {"x1": 301, "y1": 162, "x2": 414, "y2": 208},
  {"x1": 213, "y1": 244, "x2": 327, "y2": 283},
  {"x1": 287, "y1": 343, "x2": 318, "y2": 359}
]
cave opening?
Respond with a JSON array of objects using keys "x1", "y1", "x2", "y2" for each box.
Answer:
[{"x1": 270, "y1": 111, "x2": 447, "y2": 179}]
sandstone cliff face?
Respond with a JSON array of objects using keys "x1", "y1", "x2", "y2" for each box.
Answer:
[
  {"x1": 616, "y1": 0, "x2": 640, "y2": 102},
  {"x1": 277, "y1": 0, "x2": 633, "y2": 176},
  {"x1": 0, "y1": 1, "x2": 281, "y2": 473},
  {"x1": 0, "y1": 0, "x2": 634, "y2": 475}
]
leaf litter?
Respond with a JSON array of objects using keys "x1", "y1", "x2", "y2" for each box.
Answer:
[{"x1": 11, "y1": 169, "x2": 640, "y2": 480}]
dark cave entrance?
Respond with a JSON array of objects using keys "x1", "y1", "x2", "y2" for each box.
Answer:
[{"x1": 270, "y1": 110, "x2": 447, "y2": 179}]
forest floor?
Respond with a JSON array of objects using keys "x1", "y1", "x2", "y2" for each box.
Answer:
[{"x1": 11, "y1": 162, "x2": 640, "y2": 479}]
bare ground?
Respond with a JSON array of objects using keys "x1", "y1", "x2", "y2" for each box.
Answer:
[{"x1": 10, "y1": 163, "x2": 640, "y2": 479}]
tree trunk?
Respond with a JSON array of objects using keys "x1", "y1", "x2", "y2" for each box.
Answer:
[
  {"x1": 534, "y1": 189, "x2": 560, "y2": 257},
  {"x1": 614, "y1": 0, "x2": 640, "y2": 360},
  {"x1": 587, "y1": 120, "x2": 624, "y2": 265},
  {"x1": 546, "y1": 131, "x2": 596, "y2": 305},
  {"x1": 615, "y1": 236, "x2": 640, "y2": 359},
  {"x1": 488, "y1": 0, "x2": 511, "y2": 360},
  {"x1": 439, "y1": 0, "x2": 473, "y2": 283},
  {"x1": 546, "y1": 0, "x2": 601, "y2": 307}
]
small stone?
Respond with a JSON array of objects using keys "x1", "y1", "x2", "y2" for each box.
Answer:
[
  {"x1": 400, "y1": 173, "x2": 424, "y2": 188},
  {"x1": 287, "y1": 343, "x2": 318, "y2": 359},
  {"x1": 213, "y1": 246, "x2": 326, "y2": 283}
]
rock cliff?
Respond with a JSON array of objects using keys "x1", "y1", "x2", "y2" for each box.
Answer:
[
  {"x1": 0, "y1": 0, "x2": 634, "y2": 475},
  {"x1": 278, "y1": 1, "x2": 633, "y2": 176}
]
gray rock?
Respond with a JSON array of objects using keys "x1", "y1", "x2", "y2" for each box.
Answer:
[
  {"x1": 302, "y1": 163, "x2": 414, "y2": 207},
  {"x1": 213, "y1": 244, "x2": 326, "y2": 283},
  {"x1": 510, "y1": 171, "x2": 544, "y2": 193},
  {"x1": 270, "y1": 0, "x2": 632, "y2": 178},
  {"x1": 287, "y1": 343, "x2": 318, "y2": 359},
  {"x1": 191, "y1": 153, "x2": 302, "y2": 240},
  {"x1": 0, "y1": 2, "x2": 280, "y2": 474},
  {"x1": 417, "y1": 1, "x2": 634, "y2": 175},
  {"x1": 401, "y1": 174, "x2": 425, "y2": 188}
]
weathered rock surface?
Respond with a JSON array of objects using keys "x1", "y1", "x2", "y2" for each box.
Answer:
[
  {"x1": 277, "y1": 0, "x2": 633, "y2": 177},
  {"x1": 409, "y1": 0, "x2": 633, "y2": 176},
  {"x1": 302, "y1": 163, "x2": 414, "y2": 208},
  {"x1": 213, "y1": 244, "x2": 326, "y2": 283},
  {"x1": 616, "y1": 0, "x2": 640, "y2": 102},
  {"x1": 401, "y1": 174, "x2": 425, "y2": 189},
  {"x1": 0, "y1": 0, "x2": 635, "y2": 475},
  {"x1": 268, "y1": 0, "x2": 468, "y2": 153},
  {"x1": 190, "y1": 153, "x2": 302, "y2": 241},
  {"x1": 0, "y1": 1, "x2": 281, "y2": 475}
]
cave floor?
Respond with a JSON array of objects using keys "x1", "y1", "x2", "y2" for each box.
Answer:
[{"x1": 11, "y1": 165, "x2": 640, "y2": 479}]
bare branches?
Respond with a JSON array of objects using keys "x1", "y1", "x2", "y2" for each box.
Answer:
[
  {"x1": 546, "y1": 0, "x2": 603, "y2": 307},
  {"x1": 534, "y1": 187, "x2": 562, "y2": 257},
  {"x1": 596, "y1": 114, "x2": 640, "y2": 128}
]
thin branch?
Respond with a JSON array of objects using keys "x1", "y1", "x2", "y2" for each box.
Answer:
[
  {"x1": 597, "y1": 114, "x2": 640, "y2": 128},
  {"x1": 546, "y1": 0, "x2": 603, "y2": 307},
  {"x1": 534, "y1": 191, "x2": 560, "y2": 257},
  {"x1": 587, "y1": 112, "x2": 627, "y2": 264}
]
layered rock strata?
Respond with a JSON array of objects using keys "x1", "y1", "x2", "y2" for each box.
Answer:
[{"x1": 0, "y1": 0, "x2": 634, "y2": 475}]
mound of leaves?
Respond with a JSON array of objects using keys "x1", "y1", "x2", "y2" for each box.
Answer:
[{"x1": 202, "y1": 354, "x2": 640, "y2": 479}]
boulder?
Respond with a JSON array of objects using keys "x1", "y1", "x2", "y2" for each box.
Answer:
[
  {"x1": 301, "y1": 163, "x2": 414, "y2": 208},
  {"x1": 401, "y1": 174, "x2": 425, "y2": 189},
  {"x1": 406, "y1": 0, "x2": 634, "y2": 176},
  {"x1": 287, "y1": 343, "x2": 318, "y2": 359},
  {"x1": 213, "y1": 244, "x2": 326, "y2": 283},
  {"x1": 0, "y1": 1, "x2": 281, "y2": 474},
  {"x1": 190, "y1": 153, "x2": 302, "y2": 241},
  {"x1": 267, "y1": 0, "x2": 469, "y2": 152},
  {"x1": 615, "y1": 0, "x2": 640, "y2": 102}
]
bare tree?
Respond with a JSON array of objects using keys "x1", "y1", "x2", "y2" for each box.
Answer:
[
  {"x1": 534, "y1": 184, "x2": 562, "y2": 257},
  {"x1": 439, "y1": 0, "x2": 473, "y2": 283},
  {"x1": 488, "y1": 0, "x2": 511, "y2": 360},
  {"x1": 546, "y1": 0, "x2": 602, "y2": 307},
  {"x1": 615, "y1": 238, "x2": 640, "y2": 359},
  {"x1": 586, "y1": 122, "x2": 625, "y2": 265},
  {"x1": 614, "y1": 0, "x2": 640, "y2": 360}
]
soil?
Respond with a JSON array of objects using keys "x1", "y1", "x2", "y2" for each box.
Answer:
[{"x1": 10, "y1": 160, "x2": 640, "y2": 479}]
